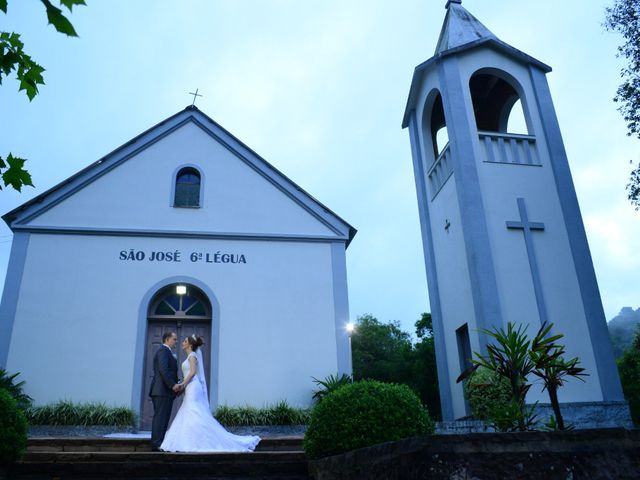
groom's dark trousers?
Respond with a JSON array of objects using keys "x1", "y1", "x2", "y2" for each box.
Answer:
[{"x1": 149, "y1": 345, "x2": 178, "y2": 449}]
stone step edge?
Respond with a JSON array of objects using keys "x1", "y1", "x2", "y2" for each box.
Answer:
[
  {"x1": 21, "y1": 451, "x2": 308, "y2": 462},
  {"x1": 28, "y1": 435, "x2": 303, "y2": 442},
  {"x1": 26, "y1": 436, "x2": 304, "y2": 453}
]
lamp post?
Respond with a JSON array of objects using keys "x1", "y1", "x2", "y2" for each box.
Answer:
[{"x1": 346, "y1": 322, "x2": 355, "y2": 376}]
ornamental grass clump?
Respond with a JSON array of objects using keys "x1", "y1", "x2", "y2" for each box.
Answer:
[
  {"x1": 0, "y1": 389, "x2": 28, "y2": 464},
  {"x1": 304, "y1": 380, "x2": 434, "y2": 459},
  {"x1": 26, "y1": 400, "x2": 136, "y2": 426},
  {"x1": 213, "y1": 402, "x2": 311, "y2": 426}
]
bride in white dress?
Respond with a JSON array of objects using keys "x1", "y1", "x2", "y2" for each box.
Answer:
[{"x1": 160, "y1": 335, "x2": 261, "y2": 452}]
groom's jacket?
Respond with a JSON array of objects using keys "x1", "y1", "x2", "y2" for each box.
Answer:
[{"x1": 149, "y1": 345, "x2": 178, "y2": 397}]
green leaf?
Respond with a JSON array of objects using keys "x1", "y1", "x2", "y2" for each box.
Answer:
[
  {"x1": 18, "y1": 62, "x2": 46, "y2": 100},
  {"x1": 1, "y1": 153, "x2": 34, "y2": 192},
  {"x1": 60, "y1": 0, "x2": 86, "y2": 12},
  {"x1": 0, "y1": 0, "x2": 7, "y2": 13},
  {"x1": 41, "y1": 0, "x2": 78, "y2": 37},
  {"x1": 0, "y1": 31, "x2": 46, "y2": 99}
]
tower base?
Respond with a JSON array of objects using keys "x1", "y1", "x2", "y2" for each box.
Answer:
[{"x1": 437, "y1": 401, "x2": 633, "y2": 434}]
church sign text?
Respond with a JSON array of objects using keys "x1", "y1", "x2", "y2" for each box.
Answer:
[{"x1": 119, "y1": 249, "x2": 247, "y2": 264}]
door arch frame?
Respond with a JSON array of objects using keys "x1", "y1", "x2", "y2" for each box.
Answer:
[{"x1": 132, "y1": 276, "x2": 221, "y2": 422}]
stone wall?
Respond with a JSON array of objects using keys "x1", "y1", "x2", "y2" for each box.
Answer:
[
  {"x1": 435, "y1": 401, "x2": 634, "y2": 434},
  {"x1": 309, "y1": 428, "x2": 640, "y2": 480}
]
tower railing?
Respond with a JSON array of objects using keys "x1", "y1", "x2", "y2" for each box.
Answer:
[
  {"x1": 427, "y1": 142, "x2": 453, "y2": 200},
  {"x1": 478, "y1": 131, "x2": 540, "y2": 167}
]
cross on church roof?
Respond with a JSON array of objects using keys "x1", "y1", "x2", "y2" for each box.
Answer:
[{"x1": 189, "y1": 88, "x2": 203, "y2": 106}]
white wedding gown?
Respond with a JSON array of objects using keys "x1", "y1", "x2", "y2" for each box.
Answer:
[{"x1": 160, "y1": 351, "x2": 261, "y2": 452}]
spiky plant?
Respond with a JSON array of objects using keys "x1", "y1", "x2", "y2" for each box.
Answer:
[
  {"x1": 311, "y1": 373, "x2": 353, "y2": 404},
  {"x1": 0, "y1": 369, "x2": 33, "y2": 411}
]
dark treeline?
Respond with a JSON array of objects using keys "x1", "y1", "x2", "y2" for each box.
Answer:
[{"x1": 351, "y1": 313, "x2": 441, "y2": 420}]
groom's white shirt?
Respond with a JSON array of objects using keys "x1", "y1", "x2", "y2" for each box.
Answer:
[{"x1": 163, "y1": 343, "x2": 178, "y2": 359}]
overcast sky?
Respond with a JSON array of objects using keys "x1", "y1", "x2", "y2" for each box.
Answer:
[{"x1": 0, "y1": 0, "x2": 638, "y2": 336}]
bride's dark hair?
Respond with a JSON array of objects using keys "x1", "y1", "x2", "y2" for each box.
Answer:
[{"x1": 186, "y1": 335, "x2": 204, "y2": 352}]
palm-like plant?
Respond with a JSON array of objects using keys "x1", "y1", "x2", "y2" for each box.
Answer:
[
  {"x1": 0, "y1": 369, "x2": 33, "y2": 411},
  {"x1": 458, "y1": 322, "x2": 588, "y2": 431},
  {"x1": 463, "y1": 322, "x2": 538, "y2": 430},
  {"x1": 529, "y1": 322, "x2": 588, "y2": 430},
  {"x1": 311, "y1": 374, "x2": 353, "y2": 404}
]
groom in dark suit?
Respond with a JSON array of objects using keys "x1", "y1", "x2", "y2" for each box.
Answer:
[{"x1": 149, "y1": 331, "x2": 181, "y2": 451}]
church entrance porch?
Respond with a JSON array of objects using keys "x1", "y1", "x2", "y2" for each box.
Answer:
[{"x1": 140, "y1": 284, "x2": 212, "y2": 430}]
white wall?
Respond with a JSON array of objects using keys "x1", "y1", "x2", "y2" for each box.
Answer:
[
  {"x1": 6, "y1": 233, "x2": 339, "y2": 409},
  {"x1": 429, "y1": 178, "x2": 477, "y2": 418},
  {"x1": 410, "y1": 46, "x2": 605, "y2": 419},
  {"x1": 29, "y1": 122, "x2": 336, "y2": 238},
  {"x1": 454, "y1": 48, "x2": 603, "y2": 402}
]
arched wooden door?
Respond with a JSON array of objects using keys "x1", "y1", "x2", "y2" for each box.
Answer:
[{"x1": 140, "y1": 284, "x2": 212, "y2": 431}]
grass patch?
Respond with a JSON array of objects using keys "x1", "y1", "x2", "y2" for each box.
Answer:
[{"x1": 26, "y1": 400, "x2": 136, "y2": 427}]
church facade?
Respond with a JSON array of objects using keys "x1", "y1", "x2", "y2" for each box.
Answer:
[
  {"x1": 404, "y1": 0, "x2": 629, "y2": 423},
  {"x1": 0, "y1": 107, "x2": 355, "y2": 428}
]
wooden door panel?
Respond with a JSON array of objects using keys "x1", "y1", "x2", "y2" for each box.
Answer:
[{"x1": 141, "y1": 321, "x2": 212, "y2": 431}]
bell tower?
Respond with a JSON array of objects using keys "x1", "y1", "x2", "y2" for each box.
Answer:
[{"x1": 403, "y1": 1, "x2": 627, "y2": 422}]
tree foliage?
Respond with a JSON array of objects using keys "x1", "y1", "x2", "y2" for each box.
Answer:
[
  {"x1": 351, "y1": 313, "x2": 441, "y2": 420},
  {"x1": 604, "y1": 0, "x2": 640, "y2": 208},
  {"x1": 0, "y1": 0, "x2": 86, "y2": 192},
  {"x1": 608, "y1": 307, "x2": 640, "y2": 358},
  {"x1": 410, "y1": 313, "x2": 441, "y2": 420},
  {"x1": 352, "y1": 314, "x2": 414, "y2": 384},
  {"x1": 617, "y1": 326, "x2": 640, "y2": 426}
]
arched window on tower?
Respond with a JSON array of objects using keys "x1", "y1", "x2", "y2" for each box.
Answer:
[
  {"x1": 469, "y1": 71, "x2": 540, "y2": 166},
  {"x1": 469, "y1": 73, "x2": 528, "y2": 134},
  {"x1": 430, "y1": 93, "x2": 449, "y2": 158},
  {"x1": 174, "y1": 167, "x2": 201, "y2": 207},
  {"x1": 422, "y1": 91, "x2": 454, "y2": 200}
]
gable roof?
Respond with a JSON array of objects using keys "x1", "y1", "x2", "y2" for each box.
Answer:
[
  {"x1": 402, "y1": 2, "x2": 551, "y2": 128},
  {"x1": 3, "y1": 106, "x2": 357, "y2": 245}
]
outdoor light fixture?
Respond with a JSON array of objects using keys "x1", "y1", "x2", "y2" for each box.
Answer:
[
  {"x1": 176, "y1": 285, "x2": 187, "y2": 295},
  {"x1": 346, "y1": 322, "x2": 355, "y2": 334}
]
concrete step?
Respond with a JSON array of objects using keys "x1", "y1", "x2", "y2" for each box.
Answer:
[
  {"x1": 7, "y1": 450, "x2": 312, "y2": 480},
  {"x1": 27, "y1": 436, "x2": 304, "y2": 453}
]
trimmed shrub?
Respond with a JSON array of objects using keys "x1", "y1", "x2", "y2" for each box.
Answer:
[
  {"x1": 0, "y1": 389, "x2": 28, "y2": 464},
  {"x1": 26, "y1": 401, "x2": 136, "y2": 426},
  {"x1": 304, "y1": 380, "x2": 434, "y2": 459},
  {"x1": 464, "y1": 366, "x2": 511, "y2": 421}
]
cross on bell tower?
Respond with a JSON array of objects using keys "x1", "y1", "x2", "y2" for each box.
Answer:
[
  {"x1": 506, "y1": 198, "x2": 547, "y2": 326},
  {"x1": 402, "y1": 3, "x2": 627, "y2": 424}
]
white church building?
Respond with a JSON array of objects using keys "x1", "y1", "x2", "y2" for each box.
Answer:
[
  {"x1": 404, "y1": 0, "x2": 630, "y2": 424},
  {"x1": 0, "y1": 106, "x2": 356, "y2": 429}
]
